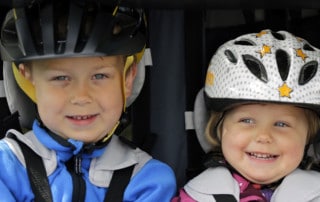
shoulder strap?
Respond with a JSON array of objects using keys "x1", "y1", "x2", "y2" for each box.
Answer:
[
  {"x1": 104, "y1": 165, "x2": 135, "y2": 202},
  {"x1": 214, "y1": 194, "x2": 237, "y2": 202},
  {"x1": 10, "y1": 135, "x2": 53, "y2": 202}
]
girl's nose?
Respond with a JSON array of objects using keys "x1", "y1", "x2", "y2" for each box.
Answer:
[{"x1": 255, "y1": 128, "x2": 273, "y2": 144}]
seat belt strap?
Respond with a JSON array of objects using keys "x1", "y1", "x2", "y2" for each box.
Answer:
[
  {"x1": 104, "y1": 165, "x2": 135, "y2": 202},
  {"x1": 214, "y1": 194, "x2": 237, "y2": 202},
  {"x1": 9, "y1": 135, "x2": 53, "y2": 202}
]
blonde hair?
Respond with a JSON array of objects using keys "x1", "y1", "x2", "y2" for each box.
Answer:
[{"x1": 205, "y1": 111, "x2": 224, "y2": 150}]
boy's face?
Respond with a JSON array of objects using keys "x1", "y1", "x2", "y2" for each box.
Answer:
[
  {"x1": 20, "y1": 56, "x2": 135, "y2": 143},
  {"x1": 221, "y1": 103, "x2": 308, "y2": 184}
]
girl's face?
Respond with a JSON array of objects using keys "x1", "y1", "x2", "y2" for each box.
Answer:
[
  {"x1": 20, "y1": 56, "x2": 135, "y2": 143},
  {"x1": 221, "y1": 103, "x2": 309, "y2": 184}
]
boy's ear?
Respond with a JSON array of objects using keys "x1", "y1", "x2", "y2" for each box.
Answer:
[
  {"x1": 124, "y1": 63, "x2": 138, "y2": 98},
  {"x1": 18, "y1": 63, "x2": 32, "y2": 82}
]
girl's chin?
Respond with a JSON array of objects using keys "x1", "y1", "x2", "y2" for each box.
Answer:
[{"x1": 242, "y1": 173, "x2": 282, "y2": 185}]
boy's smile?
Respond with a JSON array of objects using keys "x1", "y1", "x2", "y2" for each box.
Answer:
[{"x1": 66, "y1": 114, "x2": 99, "y2": 126}]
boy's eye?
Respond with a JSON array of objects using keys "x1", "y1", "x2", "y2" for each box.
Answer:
[
  {"x1": 53, "y1": 76, "x2": 69, "y2": 81},
  {"x1": 93, "y1": 74, "x2": 107, "y2": 80}
]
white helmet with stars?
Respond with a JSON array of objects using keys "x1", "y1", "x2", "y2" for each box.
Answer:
[{"x1": 204, "y1": 29, "x2": 320, "y2": 113}]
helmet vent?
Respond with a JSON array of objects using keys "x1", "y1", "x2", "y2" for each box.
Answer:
[
  {"x1": 242, "y1": 54, "x2": 268, "y2": 83},
  {"x1": 1, "y1": 11, "x2": 18, "y2": 45},
  {"x1": 26, "y1": 4, "x2": 44, "y2": 55},
  {"x1": 234, "y1": 40, "x2": 255, "y2": 46},
  {"x1": 53, "y1": 1, "x2": 70, "y2": 54},
  {"x1": 271, "y1": 31, "x2": 285, "y2": 40},
  {"x1": 112, "y1": 24, "x2": 122, "y2": 35},
  {"x1": 276, "y1": 49, "x2": 290, "y2": 81},
  {"x1": 298, "y1": 61, "x2": 318, "y2": 85},
  {"x1": 75, "y1": 3, "x2": 98, "y2": 53},
  {"x1": 224, "y1": 50, "x2": 237, "y2": 64},
  {"x1": 303, "y1": 43, "x2": 315, "y2": 51}
]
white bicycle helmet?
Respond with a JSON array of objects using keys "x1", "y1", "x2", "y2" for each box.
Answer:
[
  {"x1": 193, "y1": 29, "x2": 320, "y2": 153},
  {"x1": 204, "y1": 29, "x2": 320, "y2": 112}
]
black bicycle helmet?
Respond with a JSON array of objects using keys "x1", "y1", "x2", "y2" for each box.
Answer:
[
  {"x1": 0, "y1": 0, "x2": 148, "y2": 130},
  {"x1": 0, "y1": 0, "x2": 146, "y2": 62}
]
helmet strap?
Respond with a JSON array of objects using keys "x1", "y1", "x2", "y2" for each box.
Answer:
[
  {"x1": 101, "y1": 121, "x2": 120, "y2": 142},
  {"x1": 102, "y1": 55, "x2": 134, "y2": 142},
  {"x1": 122, "y1": 55, "x2": 134, "y2": 112}
]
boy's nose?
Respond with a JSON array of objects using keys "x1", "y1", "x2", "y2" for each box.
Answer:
[
  {"x1": 70, "y1": 96, "x2": 92, "y2": 105},
  {"x1": 70, "y1": 84, "x2": 92, "y2": 105}
]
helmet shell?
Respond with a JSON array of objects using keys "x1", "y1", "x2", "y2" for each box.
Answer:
[
  {"x1": 0, "y1": 0, "x2": 146, "y2": 61},
  {"x1": 205, "y1": 30, "x2": 320, "y2": 113}
]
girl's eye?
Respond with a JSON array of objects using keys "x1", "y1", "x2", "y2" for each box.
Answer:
[
  {"x1": 93, "y1": 74, "x2": 107, "y2": 80},
  {"x1": 275, "y1": 122, "x2": 289, "y2": 127},
  {"x1": 240, "y1": 118, "x2": 254, "y2": 124}
]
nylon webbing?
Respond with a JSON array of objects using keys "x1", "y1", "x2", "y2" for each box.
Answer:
[
  {"x1": 104, "y1": 165, "x2": 135, "y2": 202},
  {"x1": 214, "y1": 194, "x2": 237, "y2": 202},
  {"x1": 10, "y1": 135, "x2": 53, "y2": 202}
]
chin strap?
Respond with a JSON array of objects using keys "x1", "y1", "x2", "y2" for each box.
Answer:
[
  {"x1": 102, "y1": 55, "x2": 134, "y2": 143},
  {"x1": 103, "y1": 55, "x2": 134, "y2": 143},
  {"x1": 102, "y1": 121, "x2": 120, "y2": 143},
  {"x1": 122, "y1": 55, "x2": 134, "y2": 112}
]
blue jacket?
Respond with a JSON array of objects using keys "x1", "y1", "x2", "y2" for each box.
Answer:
[{"x1": 0, "y1": 120, "x2": 176, "y2": 202}]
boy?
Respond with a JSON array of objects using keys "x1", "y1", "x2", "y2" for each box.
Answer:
[{"x1": 0, "y1": 0, "x2": 176, "y2": 201}]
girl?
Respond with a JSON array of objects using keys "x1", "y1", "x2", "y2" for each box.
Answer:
[{"x1": 174, "y1": 30, "x2": 320, "y2": 201}]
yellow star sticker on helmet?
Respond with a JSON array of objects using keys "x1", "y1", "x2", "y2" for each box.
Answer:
[
  {"x1": 278, "y1": 82, "x2": 293, "y2": 98},
  {"x1": 256, "y1": 30, "x2": 268, "y2": 38},
  {"x1": 295, "y1": 48, "x2": 308, "y2": 62},
  {"x1": 206, "y1": 71, "x2": 215, "y2": 86},
  {"x1": 257, "y1": 44, "x2": 272, "y2": 58}
]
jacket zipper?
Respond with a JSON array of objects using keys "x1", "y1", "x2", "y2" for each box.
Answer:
[{"x1": 67, "y1": 155, "x2": 86, "y2": 202}]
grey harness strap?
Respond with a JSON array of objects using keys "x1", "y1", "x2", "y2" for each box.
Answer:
[
  {"x1": 214, "y1": 194, "x2": 237, "y2": 202},
  {"x1": 104, "y1": 165, "x2": 134, "y2": 202},
  {"x1": 9, "y1": 134, "x2": 53, "y2": 202}
]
